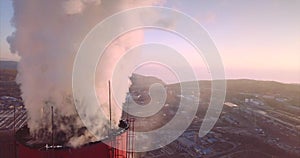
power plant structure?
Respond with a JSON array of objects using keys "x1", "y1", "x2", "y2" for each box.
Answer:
[
  {"x1": 15, "y1": 119, "x2": 135, "y2": 158},
  {"x1": 0, "y1": 81, "x2": 136, "y2": 158}
]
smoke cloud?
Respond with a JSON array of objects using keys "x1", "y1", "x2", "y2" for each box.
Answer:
[{"x1": 7, "y1": 0, "x2": 164, "y2": 147}]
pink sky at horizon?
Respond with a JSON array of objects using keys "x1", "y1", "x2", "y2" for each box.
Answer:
[{"x1": 1, "y1": 0, "x2": 299, "y2": 83}]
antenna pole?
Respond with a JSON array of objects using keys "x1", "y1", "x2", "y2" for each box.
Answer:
[
  {"x1": 108, "y1": 81, "x2": 116, "y2": 158},
  {"x1": 109, "y1": 81, "x2": 112, "y2": 130},
  {"x1": 51, "y1": 106, "x2": 54, "y2": 147}
]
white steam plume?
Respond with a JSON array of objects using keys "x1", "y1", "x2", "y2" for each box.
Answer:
[{"x1": 7, "y1": 0, "x2": 164, "y2": 147}]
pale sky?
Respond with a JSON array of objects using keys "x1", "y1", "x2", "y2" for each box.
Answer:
[
  {"x1": 1, "y1": 0, "x2": 299, "y2": 83},
  {"x1": 0, "y1": 0, "x2": 18, "y2": 60}
]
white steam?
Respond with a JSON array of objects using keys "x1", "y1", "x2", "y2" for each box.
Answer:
[{"x1": 7, "y1": 0, "x2": 164, "y2": 147}]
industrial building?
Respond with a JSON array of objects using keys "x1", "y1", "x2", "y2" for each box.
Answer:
[
  {"x1": 0, "y1": 109, "x2": 135, "y2": 158},
  {"x1": 0, "y1": 82, "x2": 136, "y2": 158}
]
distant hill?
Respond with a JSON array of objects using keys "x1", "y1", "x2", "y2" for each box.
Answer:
[
  {"x1": 226, "y1": 79, "x2": 299, "y2": 95},
  {"x1": 169, "y1": 79, "x2": 300, "y2": 95},
  {"x1": 0, "y1": 61, "x2": 18, "y2": 70},
  {"x1": 131, "y1": 75, "x2": 300, "y2": 98},
  {"x1": 130, "y1": 73, "x2": 166, "y2": 89},
  {"x1": 168, "y1": 79, "x2": 300, "y2": 107}
]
